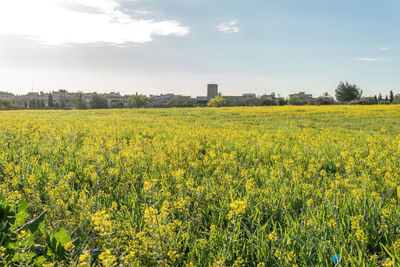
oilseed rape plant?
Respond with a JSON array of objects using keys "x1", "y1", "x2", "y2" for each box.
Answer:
[{"x1": 1, "y1": 105, "x2": 400, "y2": 266}]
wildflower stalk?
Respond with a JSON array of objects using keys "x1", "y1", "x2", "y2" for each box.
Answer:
[
  {"x1": 90, "y1": 171, "x2": 99, "y2": 267},
  {"x1": 154, "y1": 209, "x2": 166, "y2": 267}
]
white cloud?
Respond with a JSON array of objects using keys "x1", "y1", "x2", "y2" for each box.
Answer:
[
  {"x1": 357, "y1": 57, "x2": 383, "y2": 62},
  {"x1": 0, "y1": 0, "x2": 189, "y2": 45},
  {"x1": 380, "y1": 47, "x2": 391, "y2": 51},
  {"x1": 134, "y1": 10, "x2": 154, "y2": 15},
  {"x1": 217, "y1": 20, "x2": 240, "y2": 33}
]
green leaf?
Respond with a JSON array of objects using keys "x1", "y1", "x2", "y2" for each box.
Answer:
[
  {"x1": 294, "y1": 238, "x2": 305, "y2": 245},
  {"x1": 34, "y1": 255, "x2": 47, "y2": 265},
  {"x1": 20, "y1": 212, "x2": 46, "y2": 234},
  {"x1": 39, "y1": 218, "x2": 49, "y2": 239},
  {"x1": 46, "y1": 235, "x2": 58, "y2": 256},
  {"x1": 380, "y1": 243, "x2": 394, "y2": 259},
  {"x1": 6, "y1": 241, "x2": 18, "y2": 250},
  {"x1": 11, "y1": 251, "x2": 36, "y2": 262},
  {"x1": 17, "y1": 199, "x2": 27, "y2": 213},
  {"x1": 15, "y1": 199, "x2": 28, "y2": 226},
  {"x1": 20, "y1": 232, "x2": 35, "y2": 248},
  {"x1": 54, "y1": 227, "x2": 71, "y2": 246}
]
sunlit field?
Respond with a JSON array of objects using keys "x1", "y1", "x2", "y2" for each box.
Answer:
[{"x1": 1, "y1": 105, "x2": 400, "y2": 266}]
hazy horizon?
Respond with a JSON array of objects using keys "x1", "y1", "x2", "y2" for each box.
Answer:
[{"x1": 1, "y1": 0, "x2": 400, "y2": 97}]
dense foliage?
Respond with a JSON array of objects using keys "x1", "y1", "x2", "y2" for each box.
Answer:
[
  {"x1": 0, "y1": 99, "x2": 15, "y2": 110},
  {"x1": 89, "y1": 94, "x2": 108, "y2": 109},
  {"x1": 0, "y1": 195, "x2": 83, "y2": 266},
  {"x1": 128, "y1": 95, "x2": 150, "y2": 108},
  {"x1": 1, "y1": 106, "x2": 400, "y2": 266},
  {"x1": 335, "y1": 82, "x2": 363, "y2": 102},
  {"x1": 207, "y1": 95, "x2": 227, "y2": 107}
]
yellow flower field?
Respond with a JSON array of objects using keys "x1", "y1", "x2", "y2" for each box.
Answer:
[{"x1": 1, "y1": 105, "x2": 400, "y2": 266}]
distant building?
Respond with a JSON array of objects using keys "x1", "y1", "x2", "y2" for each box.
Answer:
[
  {"x1": 52, "y1": 90, "x2": 73, "y2": 109},
  {"x1": 149, "y1": 94, "x2": 176, "y2": 107},
  {"x1": 0, "y1": 91, "x2": 15, "y2": 100},
  {"x1": 196, "y1": 85, "x2": 263, "y2": 106},
  {"x1": 103, "y1": 92, "x2": 126, "y2": 108},
  {"x1": 224, "y1": 93, "x2": 258, "y2": 106},
  {"x1": 242, "y1": 93, "x2": 256, "y2": 97},
  {"x1": 195, "y1": 96, "x2": 210, "y2": 107},
  {"x1": 15, "y1": 92, "x2": 48, "y2": 108},
  {"x1": 166, "y1": 95, "x2": 194, "y2": 107},
  {"x1": 289, "y1": 92, "x2": 313, "y2": 100},
  {"x1": 80, "y1": 94, "x2": 91, "y2": 105},
  {"x1": 207, "y1": 84, "x2": 218, "y2": 99},
  {"x1": 260, "y1": 93, "x2": 276, "y2": 101}
]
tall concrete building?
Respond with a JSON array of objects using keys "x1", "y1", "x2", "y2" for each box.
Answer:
[{"x1": 207, "y1": 84, "x2": 218, "y2": 99}]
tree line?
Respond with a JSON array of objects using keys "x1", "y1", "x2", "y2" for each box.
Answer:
[
  {"x1": 1, "y1": 82, "x2": 399, "y2": 110},
  {"x1": 207, "y1": 82, "x2": 398, "y2": 107}
]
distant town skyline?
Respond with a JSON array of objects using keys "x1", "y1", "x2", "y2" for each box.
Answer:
[
  {"x1": 1, "y1": 81, "x2": 397, "y2": 99},
  {"x1": 1, "y1": 0, "x2": 400, "y2": 97}
]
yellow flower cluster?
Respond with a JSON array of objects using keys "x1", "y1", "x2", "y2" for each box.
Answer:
[
  {"x1": 99, "y1": 249, "x2": 117, "y2": 267},
  {"x1": 92, "y1": 210, "x2": 113, "y2": 234},
  {"x1": 1, "y1": 105, "x2": 400, "y2": 265},
  {"x1": 228, "y1": 198, "x2": 248, "y2": 219},
  {"x1": 78, "y1": 252, "x2": 90, "y2": 267},
  {"x1": 267, "y1": 231, "x2": 278, "y2": 241}
]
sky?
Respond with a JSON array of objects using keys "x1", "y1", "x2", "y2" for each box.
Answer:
[{"x1": 0, "y1": 0, "x2": 399, "y2": 97}]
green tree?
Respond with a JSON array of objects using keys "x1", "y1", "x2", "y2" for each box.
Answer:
[
  {"x1": 89, "y1": 93, "x2": 108, "y2": 109},
  {"x1": 0, "y1": 99, "x2": 15, "y2": 110},
  {"x1": 289, "y1": 95, "x2": 307, "y2": 105},
  {"x1": 275, "y1": 98, "x2": 287, "y2": 106},
  {"x1": 73, "y1": 91, "x2": 89, "y2": 109},
  {"x1": 314, "y1": 92, "x2": 335, "y2": 105},
  {"x1": 29, "y1": 99, "x2": 37, "y2": 109},
  {"x1": 207, "y1": 94, "x2": 227, "y2": 107},
  {"x1": 393, "y1": 94, "x2": 400, "y2": 104},
  {"x1": 48, "y1": 93, "x2": 54, "y2": 108},
  {"x1": 57, "y1": 89, "x2": 68, "y2": 109},
  {"x1": 128, "y1": 94, "x2": 149, "y2": 108},
  {"x1": 167, "y1": 96, "x2": 194, "y2": 107},
  {"x1": 335, "y1": 81, "x2": 362, "y2": 102},
  {"x1": 390, "y1": 90, "x2": 394, "y2": 103}
]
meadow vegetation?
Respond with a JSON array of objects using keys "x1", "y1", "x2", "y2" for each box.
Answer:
[{"x1": 1, "y1": 105, "x2": 400, "y2": 266}]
